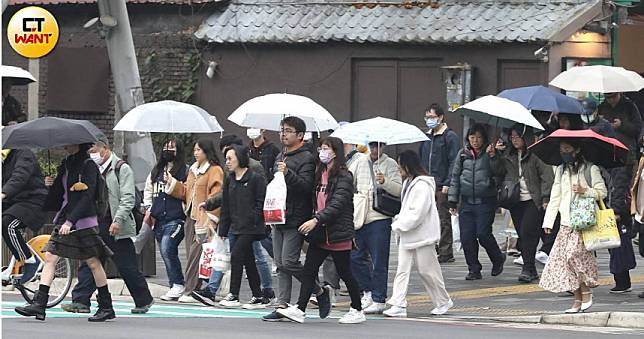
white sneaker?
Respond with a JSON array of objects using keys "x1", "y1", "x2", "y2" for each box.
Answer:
[
  {"x1": 160, "y1": 284, "x2": 185, "y2": 301},
  {"x1": 178, "y1": 294, "x2": 198, "y2": 303},
  {"x1": 513, "y1": 256, "x2": 524, "y2": 266},
  {"x1": 339, "y1": 308, "x2": 366, "y2": 324},
  {"x1": 219, "y1": 293, "x2": 241, "y2": 308},
  {"x1": 535, "y1": 251, "x2": 549, "y2": 265},
  {"x1": 383, "y1": 306, "x2": 407, "y2": 318},
  {"x1": 361, "y1": 291, "x2": 373, "y2": 309},
  {"x1": 276, "y1": 305, "x2": 305, "y2": 323},
  {"x1": 308, "y1": 295, "x2": 319, "y2": 308},
  {"x1": 330, "y1": 289, "x2": 338, "y2": 307},
  {"x1": 364, "y1": 302, "x2": 386, "y2": 314},
  {"x1": 431, "y1": 299, "x2": 454, "y2": 315}
]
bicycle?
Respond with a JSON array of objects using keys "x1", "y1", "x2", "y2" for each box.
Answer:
[{"x1": 1, "y1": 234, "x2": 73, "y2": 308}]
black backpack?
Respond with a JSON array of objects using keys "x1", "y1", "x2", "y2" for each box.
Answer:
[{"x1": 82, "y1": 159, "x2": 110, "y2": 219}]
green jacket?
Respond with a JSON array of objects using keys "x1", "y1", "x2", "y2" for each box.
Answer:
[{"x1": 104, "y1": 153, "x2": 136, "y2": 240}]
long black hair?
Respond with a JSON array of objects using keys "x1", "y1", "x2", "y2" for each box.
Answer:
[
  {"x1": 196, "y1": 137, "x2": 221, "y2": 166},
  {"x1": 151, "y1": 139, "x2": 187, "y2": 183},
  {"x1": 397, "y1": 150, "x2": 429, "y2": 180},
  {"x1": 315, "y1": 137, "x2": 348, "y2": 187}
]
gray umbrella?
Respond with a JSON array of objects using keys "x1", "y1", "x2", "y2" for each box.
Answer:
[{"x1": 2, "y1": 117, "x2": 105, "y2": 149}]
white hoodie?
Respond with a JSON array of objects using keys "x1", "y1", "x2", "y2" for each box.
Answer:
[{"x1": 391, "y1": 176, "x2": 441, "y2": 250}]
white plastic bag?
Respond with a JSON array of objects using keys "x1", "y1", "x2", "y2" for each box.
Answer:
[
  {"x1": 217, "y1": 270, "x2": 231, "y2": 298},
  {"x1": 211, "y1": 236, "x2": 231, "y2": 272},
  {"x1": 451, "y1": 214, "x2": 461, "y2": 252},
  {"x1": 198, "y1": 238, "x2": 217, "y2": 279},
  {"x1": 264, "y1": 172, "x2": 287, "y2": 225}
]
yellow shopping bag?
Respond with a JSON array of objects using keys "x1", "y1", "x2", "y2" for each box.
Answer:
[{"x1": 581, "y1": 200, "x2": 621, "y2": 251}]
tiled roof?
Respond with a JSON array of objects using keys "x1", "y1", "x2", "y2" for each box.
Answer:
[
  {"x1": 9, "y1": 0, "x2": 220, "y2": 5},
  {"x1": 195, "y1": 0, "x2": 603, "y2": 44}
]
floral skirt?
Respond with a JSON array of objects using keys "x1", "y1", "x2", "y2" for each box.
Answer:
[
  {"x1": 539, "y1": 225, "x2": 599, "y2": 293},
  {"x1": 42, "y1": 226, "x2": 113, "y2": 260}
]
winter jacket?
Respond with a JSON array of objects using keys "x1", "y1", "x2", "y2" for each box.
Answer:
[
  {"x1": 1, "y1": 149, "x2": 48, "y2": 230},
  {"x1": 543, "y1": 162, "x2": 607, "y2": 229},
  {"x1": 365, "y1": 154, "x2": 403, "y2": 224},
  {"x1": 493, "y1": 150, "x2": 554, "y2": 208},
  {"x1": 313, "y1": 169, "x2": 355, "y2": 244},
  {"x1": 218, "y1": 169, "x2": 267, "y2": 237},
  {"x1": 392, "y1": 176, "x2": 440, "y2": 250},
  {"x1": 143, "y1": 162, "x2": 188, "y2": 224},
  {"x1": 167, "y1": 161, "x2": 224, "y2": 235},
  {"x1": 418, "y1": 124, "x2": 460, "y2": 188},
  {"x1": 272, "y1": 146, "x2": 316, "y2": 228},
  {"x1": 102, "y1": 153, "x2": 137, "y2": 240},
  {"x1": 203, "y1": 158, "x2": 266, "y2": 212},
  {"x1": 599, "y1": 96, "x2": 642, "y2": 156},
  {"x1": 448, "y1": 145, "x2": 499, "y2": 205},
  {"x1": 44, "y1": 152, "x2": 100, "y2": 226},
  {"x1": 250, "y1": 140, "x2": 281, "y2": 182}
]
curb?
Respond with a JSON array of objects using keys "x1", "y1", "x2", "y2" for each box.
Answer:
[{"x1": 449, "y1": 312, "x2": 644, "y2": 329}]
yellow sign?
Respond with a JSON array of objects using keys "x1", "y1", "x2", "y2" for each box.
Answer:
[{"x1": 7, "y1": 6, "x2": 59, "y2": 59}]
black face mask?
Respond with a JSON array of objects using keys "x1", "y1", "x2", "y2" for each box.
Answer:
[{"x1": 161, "y1": 150, "x2": 176, "y2": 162}]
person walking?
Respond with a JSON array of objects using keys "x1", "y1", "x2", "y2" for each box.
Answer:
[
  {"x1": 418, "y1": 104, "x2": 460, "y2": 263},
  {"x1": 277, "y1": 137, "x2": 366, "y2": 324},
  {"x1": 539, "y1": 140, "x2": 606, "y2": 313},
  {"x1": 216, "y1": 145, "x2": 268, "y2": 309},
  {"x1": 62, "y1": 137, "x2": 154, "y2": 314},
  {"x1": 165, "y1": 138, "x2": 224, "y2": 302},
  {"x1": 633, "y1": 152, "x2": 644, "y2": 299},
  {"x1": 383, "y1": 150, "x2": 453, "y2": 318},
  {"x1": 143, "y1": 139, "x2": 189, "y2": 301},
  {"x1": 448, "y1": 124, "x2": 506, "y2": 281},
  {"x1": 15, "y1": 143, "x2": 115, "y2": 322},
  {"x1": 493, "y1": 125, "x2": 554, "y2": 283},
  {"x1": 262, "y1": 117, "x2": 329, "y2": 321},
  {"x1": 351, "y1": 141, "x2": 402, "y2": 314},
  {"x1": 248, "y1": 128, "x2": 281, "y2": 182},
  {"x1": 2, "y1": 148, "x2": 48, "y2": 283}
]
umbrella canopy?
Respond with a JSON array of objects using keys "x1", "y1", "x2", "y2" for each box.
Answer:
[
  {"x1": 113, "y1": 100, "x2": 224, "y2": 133},
  {"x1": 1, "y1": 65, "x2": 37, "y2": 86},
  {"x1": 329, "y1": 117, "x2": 429, "y2": 145},
  {"x1": 455, "y1": 95, "x2": 544, "y2": 130},
  {"x1": 498, "y1": 85, "x2": 584, "y2": 114},
  {"x1": 2, "y1": 117, "x2": 105, "y2": 149},
  {"x1": 528, "y1": 128, "x2": 629, "y2": 168},
  {"x1": 550, "y1": 65, "x2": 644, "y2": 93},
  {"x1": 228, "y1": 93, "x2": 339, "y2": 132}
]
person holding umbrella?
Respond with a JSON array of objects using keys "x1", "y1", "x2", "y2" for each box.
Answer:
[
  {"x1": 14, "y1": 143, "x2": 115, "y2": 322},
  {"x1": 448, "y1": 124, "x2": 506, "y2": 280},
  {"x1": 537, "y1": 139, "x2": 607, "y2": 313},
  {"x1": 492, "y1": 125, "x2": 553, "y2": 283}
]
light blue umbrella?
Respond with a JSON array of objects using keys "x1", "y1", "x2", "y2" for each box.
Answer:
[{"x1": 330, "y1": 117, "x2": 429, "y2": 145}]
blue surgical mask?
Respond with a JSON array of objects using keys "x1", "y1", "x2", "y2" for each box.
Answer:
[
  {"x1": 561, "y1": 151, "x2": 575, "y2": 164},
  {"x1": 425, "y1": 118, "x2": 439, "y2": 130},
  {"x1": 319, "y1": 149, "x2": 335, "y2": 164}
]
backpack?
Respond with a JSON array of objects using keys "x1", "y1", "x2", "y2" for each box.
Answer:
[{"x1": 82, "y1": 159, "x2": 110, "y2": 219}]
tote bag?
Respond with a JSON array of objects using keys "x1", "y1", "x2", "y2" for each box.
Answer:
[
  {"x1": 569, "y1": 170, "x2": 597, "y2": 231},
  {"x1": 582, "y1": 199, "x2": 621, "y2": 251}
]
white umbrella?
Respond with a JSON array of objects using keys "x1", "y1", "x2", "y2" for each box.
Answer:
[
  {"x1": 550, "y1": 65, "x2": 644, "y2": 93},
  {"x1": 228, "y1": 93, "x2": 339, "y2": 132},
  {"x1": 330, "y1": 117, "x2": 429, "y2": 145},
  {"x1": 1, "y1": 65, "x2": 37, "y2": 85},
  {"x1": 455, "y1": 95, "x2": 544, "y2": 130},
  {"x1": 113, "y1": 100, "x2": 224, "y2": 133}
]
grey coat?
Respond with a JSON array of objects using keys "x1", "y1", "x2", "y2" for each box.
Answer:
[{"x1": 448, "y1": 146, "x2": 499, "y2": 205}]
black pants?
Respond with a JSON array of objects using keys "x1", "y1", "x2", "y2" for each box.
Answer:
[
  {"x1": 297, "y1": 243, "x2": 362, "y2": 312},
  {"x1": 2, "y1": 215, "x2": 31, "y2": 260},
  {"x1": 510, "y1": 200, "x2": 544, "y2": 272},
  {"x1": 230, "y1": 234, "x2": 262, "y2": 298},
  {"x1": 72, "y1": 222, "x2": 153, "y2": 307}
]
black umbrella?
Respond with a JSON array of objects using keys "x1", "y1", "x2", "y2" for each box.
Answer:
[{"x1": 2, "y1": 117, "x2": 105, "y2": 149}]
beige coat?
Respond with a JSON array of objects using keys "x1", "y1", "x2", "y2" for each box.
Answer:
[{"x1": 630, "y1": 157, "x2": 644, "y2": 218}]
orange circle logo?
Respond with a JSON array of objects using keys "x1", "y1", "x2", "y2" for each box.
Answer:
[{"x1": 7, "y1": 6, "x2": 59, "y2": 59}]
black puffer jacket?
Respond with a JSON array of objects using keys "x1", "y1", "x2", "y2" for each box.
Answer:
[
  {"x1": 313, "y1": 169, "x2": 355, "y2": 244},
  {"x1": 599, "y1": 96, "x2": 642, "y2": 157},
  {"x1": 272, "y1": 146, "x2": 315, "y2": 229},
  {"x1": 448, "y1": 145, "x2": 499, "y2": 205},
  {"x1": 250, "y1": 140, "x2": 281, "y2": 182},
  {"x1": 218, "y1": 169, "x2": 267, "y2": 237},
  {"x1": 44, "y1": 152, "x2": 100, "y2": 225},
  {"x1": 2, "y1": 149, "x2": 48, "y2": 230}
]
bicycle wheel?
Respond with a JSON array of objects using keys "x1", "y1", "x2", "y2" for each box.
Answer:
[{"x1": 21, "y1": 258, "x2": 73, "y2": 308}]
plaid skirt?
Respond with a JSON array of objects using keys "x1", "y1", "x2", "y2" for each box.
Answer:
[{"x1": 42, "y1": 226, "x2": 113, "y2": 260}]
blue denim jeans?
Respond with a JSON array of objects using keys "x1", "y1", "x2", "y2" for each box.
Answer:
[
  {"x1": 350, "y1": 218, "x2": 392, "y2": 303},
  {"x1": 154, "y1": 219, "x2": 185, "y2": 287},
  {"x1": 206, "y1": 233, "x2": 273, "y2": 293}
]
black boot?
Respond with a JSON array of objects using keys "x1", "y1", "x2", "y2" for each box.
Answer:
[
  {"x1": 88, "y1": 290, "x2": 116, "y2": 322},
  {"x1": 15, "y1": 290, "x2": 48, "y2": 321},
  {"x1": 518, "y1": 267, "x2": 539, "y2": 283}
]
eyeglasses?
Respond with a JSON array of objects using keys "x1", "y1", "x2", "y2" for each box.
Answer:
[{"x1": 280, "y1": 129, "x2": 297, "y2": 135}]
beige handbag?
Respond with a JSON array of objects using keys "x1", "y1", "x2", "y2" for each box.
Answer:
[{"x1": 353, "y1": 191, "x2": 369, "y2": 230}]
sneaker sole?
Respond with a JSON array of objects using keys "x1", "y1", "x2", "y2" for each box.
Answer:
[
  {"x1": 609, "y1": 289, "x2": 632, "y2": 294},
  {"x1": 61, "y1": 308, "x2": 91, "y2": 314},
  {"x1": 192, "y1": 294, "x2": 217, "y2": 307},
  {"x1": 276, "y1": 310, "x2": 304, "y2": 324},
  {"x1": 159, "y1": 296, "x2": 180, "y2": 302},
  {"x1": 242, "y1": 304, "x2": 267, "y2": 310},
  {"x1": 339, "y1": 318, "x2": 366, "y2": 324},
  {"x1": 383, "y1": 313, "x2": 407, "y2": 318}
]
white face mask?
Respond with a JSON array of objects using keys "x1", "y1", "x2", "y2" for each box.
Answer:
[
  {"x1": 246, "y1": 128, "x2": 261, "y2": 140},
  {"x1": 581, "y1": 113, "x2": 595, "y2": 124},
  {"x1": 89, "y1": 152, "x2": 103, "y2": 165},
  {"x1": 303, "y1": 132, "x2": 312, "y2": 141}
]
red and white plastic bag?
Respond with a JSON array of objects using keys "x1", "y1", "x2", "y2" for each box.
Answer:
[{"x1": 263, "y1": 171, "x2": 287, "y2": 225}]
